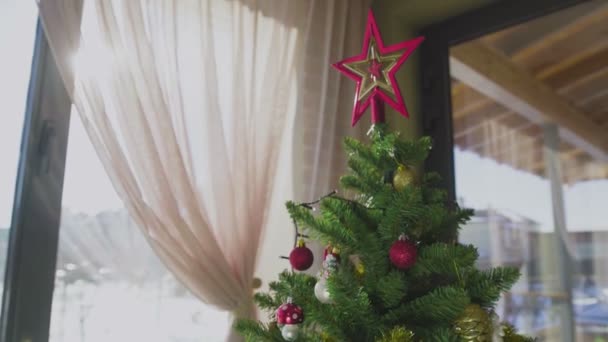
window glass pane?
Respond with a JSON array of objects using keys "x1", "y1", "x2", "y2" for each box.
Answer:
[
  {"x1": 0, "y1": 0, "x2": 38, "y2": 295},
  {"x1": 450, "y1": 1, "x2": 608, "y2": 340},
  {"x1": 49, "y1": 110, "x2": 231, "y2": 342}
]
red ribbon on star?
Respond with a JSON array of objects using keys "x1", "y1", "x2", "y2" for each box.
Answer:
[{"x1": 333, "y1": 10, "x2": 424, "y2": 126}]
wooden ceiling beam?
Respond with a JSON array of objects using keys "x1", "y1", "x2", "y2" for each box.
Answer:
[
  {"x1": 512, "y1": 4, "x2": 608, "y2": 62},
  {"x1": 452, "y1": 97, "x2": 493, "y2": 119},
  {"x1": 452, "y1": 46, "x2": 608, "y2": 118},
  {"x1": 539, "y1": 45, "x2": 608, "y2": 91},
  {"x1": 480, "y1": 25, "x2": 520, "y2": 44},
  {"x1": 450, "y1": 41, "x2": 608, "y2": 162},
  {"x1": 451, "y1": 5, "x2": 608, "y2": 117},
  {"x1": 450, "y1": 6, "x2": 608, "y2": 175},
  {"x1": 453, "y1": 101, "x2": 510, "y2": 135},
  {"x1": 453, "y1": 55, "x2": 608, "y2": 165}
]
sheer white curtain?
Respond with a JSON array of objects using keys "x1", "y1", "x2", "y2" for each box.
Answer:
[
  {"x1": 39, "y1": 0, "x2": 304, "y2": 323},
  {"x1": 252, "y1": 0, "x2": 370, "y2": 286},
  {"x1": 293, "y1": 1, "x2": 369, "y2": 202},
  {"x1": 38, "y1": 0, "x2": 370, "y2": 339}
]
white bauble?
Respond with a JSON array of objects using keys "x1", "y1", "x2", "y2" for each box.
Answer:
[
  {"x1": 281, "y1": 324, "x2": 299, "y2": 341},
  {"x1": 314, "y1": 278, "x2": 333, "y2": 304}
]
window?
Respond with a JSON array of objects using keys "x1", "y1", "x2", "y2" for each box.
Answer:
[
  {"x1": 423, "y1": 0, "x2": 608, "y2": 340},
  {"x1": 1, "y1": 3, "x2": 233, "y2": 340},
  {"x1": 49, "y1": 111, "x2": 232, "y2": 341},
  {"x1": 0, "y1": 0, "x2": 39, "y2": 304}
]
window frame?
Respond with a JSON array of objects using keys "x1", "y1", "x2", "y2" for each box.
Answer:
[
  {"x1": 418, "y1": 0, "x2": 589, "y2": 202},
  {"x1": 0, "y1": 21, "x2": 74, "y2": 342}
]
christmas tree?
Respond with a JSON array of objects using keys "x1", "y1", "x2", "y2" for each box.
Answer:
[{"x1": 235, "y1": 10, "x2": 533, "y2": 342}]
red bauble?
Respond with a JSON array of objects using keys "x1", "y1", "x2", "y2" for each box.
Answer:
[
  {"x1": 389, "y1": 235, "x2": 417, "y2": 269},
  {"x1": 276, "y1": 299, "x2": 304, "y2": 325},
  {"x1": 289, "y1": 239, "x2": 314, "y2": 271}
]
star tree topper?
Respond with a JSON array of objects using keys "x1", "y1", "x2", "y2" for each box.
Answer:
[{"x1": 333, "y1": 10, "x2": 424, "y2": 126}]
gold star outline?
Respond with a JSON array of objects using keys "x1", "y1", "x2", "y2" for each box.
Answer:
[{"x1": 342, "y1": 37, "x2": 401, "y2": 101}]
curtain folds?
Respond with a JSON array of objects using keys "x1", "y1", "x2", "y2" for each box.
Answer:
[
  {"x1": 38, "y1": 0, "x2": 369, "y2": 340},
  {"x1": 293, "y1": 1, "x2": 369, "y2": 202}
]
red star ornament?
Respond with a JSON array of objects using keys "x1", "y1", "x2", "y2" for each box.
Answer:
[{"x1": 333, "y1": 10, "x2": 424, "y2": 126}]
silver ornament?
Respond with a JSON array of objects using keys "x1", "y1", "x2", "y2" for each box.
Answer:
[
  {"x1": 281, "y1": 324, "x2": 299, "y2": 341},
  {"x1": 314, "y1": 278, "x2": 333, "y2": 304}
]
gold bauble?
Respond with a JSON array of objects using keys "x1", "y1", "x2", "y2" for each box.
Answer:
[
  {"x1": 392, "y1": 165, "x2": 415, "y2": 191},
  {"x1": 376, "y1": 327, "x2": 415, "y2": 342},
  {"x1": 454, "y1": 304, "x2": 493, "y2": 342},
  {"x1": 355, "y1": 262, "x2": 365, "y2": 277}
]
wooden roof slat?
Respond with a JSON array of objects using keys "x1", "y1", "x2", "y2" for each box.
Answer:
[
  {"x1": 452, "y1": 5, "x2": 608, "y2": 117},
  {"x1": 450, "y1": 41, "x2": 608, "y2": 161},
  {"x1": 453, "y1": 100, "x2": 511, "y2": 135},
  {"x1": 481, "y1": 0, "x2": 608, "y2": 56},
  {"x1": 450, "y1": 3, "x2": 608, "y2": 183},
  {"x1": 538, "y1": 45, "x2": 608, "y2": 90},
  {"x1": 512, "y1": 4, "x2": 608, "y2": 67},
  {"x1": 453, "y1": 60, "x2": 608, "y2": 167},
  {"x1": 578, "y1": 87, "x2": 608, "y2": 108},
  {"x1": 452, "y1": 46, "x2": 608, "y2": 118}
]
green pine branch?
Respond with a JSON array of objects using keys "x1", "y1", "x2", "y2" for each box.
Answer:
[
  {"x1": 376, "y1": 271, "x2": 408, "y2": 307},
  {"x1": 466, "y1": 267, "x2": 521, "y2": 307},
  {"x1": 410, "y1": 243, "x2": 478, "y2": 278},
  {"x1": 286, "y1": 201, "x2": 356, "y2": 247},
  {"x1": 234, "y1": 320, "x2": 284, "y2": 342},
  {"x1": 386, "y1": 286, "x2": 470, "y2": 323}
]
